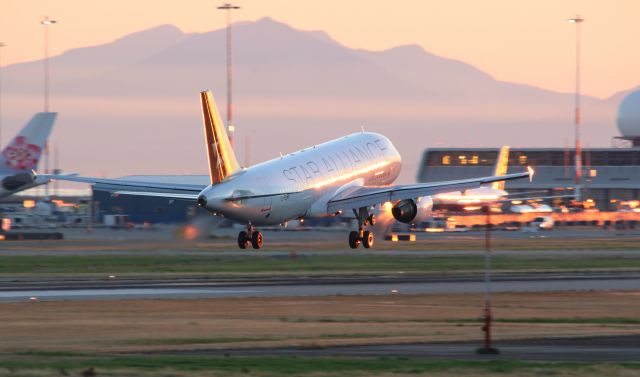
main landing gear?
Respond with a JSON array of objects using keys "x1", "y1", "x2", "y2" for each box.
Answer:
[
  {"x1": 348, "y1": 207, "x2": 375, "y2": 249},
  {"x1": 238, "y1": 224, "x2": 263, "y2": 250}
]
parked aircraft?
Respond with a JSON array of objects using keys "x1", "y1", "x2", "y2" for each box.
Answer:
[
  {"x1": 0, "y1": 112, "x2": 56, "y2": 198},
  {"x1": 47, "y1": 92, "x2": 530, "y2": 249},
  {"x1": 432, "y1": 146, "x2": 510, "y2": 211}
]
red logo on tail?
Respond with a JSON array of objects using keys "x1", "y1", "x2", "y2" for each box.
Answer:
[{"x1": 3, "y1": 136, "x2": 42, "y2": 170}]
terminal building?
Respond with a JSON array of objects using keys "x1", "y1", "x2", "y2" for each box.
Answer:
[
  {"x1": 92, "y1": 175, "x2": 208, "y2": 223},
  {"x1": 418, "y1": 147, "x2": 639, "y2": 210},
  {"x1": 418, "y1": 89, "x2": 640, "y2": 211}
]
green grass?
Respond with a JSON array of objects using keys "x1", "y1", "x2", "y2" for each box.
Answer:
[
  {"x1": 0, "y1": 353, "x2": 639, "y2": 375},
  {"x1": 1, "y1": 254, "x2": 640, "y2": 274}
]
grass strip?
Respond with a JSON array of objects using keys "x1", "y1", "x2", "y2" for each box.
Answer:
[
  {"x1": 1, "y1": 254, "x2": 640, "y2": 274},
  {"x1": 1, "y1": 354, "x2": 640, "y2": 375}
]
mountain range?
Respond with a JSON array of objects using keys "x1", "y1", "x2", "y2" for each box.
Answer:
[{"x1": 1, "y1": 17, "x2": 633, "y2": 182}]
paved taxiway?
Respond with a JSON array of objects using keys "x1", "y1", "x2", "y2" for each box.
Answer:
[
  {"x1": 168, "y1": 335, "x2": 640, "y2": 362},
  {"x1": 1, "y1": 272, "x2": 638, "y2": 302}
]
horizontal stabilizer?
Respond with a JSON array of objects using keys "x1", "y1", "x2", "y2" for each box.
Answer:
[{"x1": 113, "y1": 191, "x2": 199, "y2": 201}]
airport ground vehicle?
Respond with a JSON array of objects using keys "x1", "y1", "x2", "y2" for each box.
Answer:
[{"x1": 530, "y1": 216, "x2": 554, "y2": 230}]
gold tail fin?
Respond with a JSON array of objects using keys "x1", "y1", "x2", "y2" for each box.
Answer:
[
  {"x1": 200, "y1": 91, "x2": 240, "y2": 184},
  {"x1": 491, "y1": 146, "x2": 510, "y2": 191}
]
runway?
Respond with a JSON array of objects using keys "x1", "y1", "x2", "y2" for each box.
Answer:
[
  {"x1": 2, "y1": 272, "x2": 638, "y2": 302},
  {"x1": 168, "y1": 335, "x2": 640, "y2": 362}
]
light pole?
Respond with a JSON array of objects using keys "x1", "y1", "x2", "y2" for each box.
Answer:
[
  {"x1": 568, "y1": 15, "x2": 584, "y2": 202},
  {"x1": 217, "y1": 3, "x2": 240, "y2": 147},
  {"x1": 476, "y1": 205, "x2": 499, "y2": 354},
  {"x1": 0, "y1": 42, "x2": 6, "y2": 148},
  {"x1": 41, "y1": 17, "x2": 57, "y2": 112},
  {"x1": 41, "y1": 16, "x2": 57, "y2": 199}
]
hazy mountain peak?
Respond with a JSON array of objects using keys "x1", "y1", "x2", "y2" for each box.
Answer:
[
  {"x1": 386, "y1": 44, "x2": 427, "y2": 54},
  {"x1": 54, "y1": 24, "x2": 189, "y2": 71},
  {"x1": 237, "y1": 16, "x2": 295, "y2": 33},
  {"x1": 234, "y1": 17, "x2": 342, "y2": 47},
  {"x1": 113, "y1": 24, "x2": 185, "y2": 44}
]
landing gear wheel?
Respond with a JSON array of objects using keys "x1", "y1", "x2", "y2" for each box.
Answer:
[
  {"x1": 238, "y1": 231, "x2": 249, "y2": 249},
  {"x1": 363, "y1": 230, "x2": 374, "y2": 249},
  {"x1": 251, "y1": 231, "x2": 263, "y2": 249},
  {"x1": 348, "y1": 231, "x2": 361, "y2": 249}
]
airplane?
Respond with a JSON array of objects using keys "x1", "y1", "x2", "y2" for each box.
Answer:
[
  {"x1": 0, "y1": 112, "x2": 57, "y2": 198},
  {"x1": 431, "y1": 147, "x2": 571, "y2": 214},
  {"x1": 432, "y1": 146, "x2": 510, "y2": 211},
  {"x1": 47, "y1": 91, "x2": 531, "y2": 249}
]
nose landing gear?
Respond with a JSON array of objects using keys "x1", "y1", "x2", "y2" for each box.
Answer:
[
  {"x1": 348, "y1": 207, "x2": 375, "y2": 249},
  {"x1": 238, "y1": 224, "x2": 263, "y2": 249}
]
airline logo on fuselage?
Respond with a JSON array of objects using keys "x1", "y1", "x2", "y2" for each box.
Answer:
[
  {"x1": 3, "y1": 136, "x2": 42, "y2": 170},
  {"x1": 282, "y1": 138, "x2": 389, "y2": 186}
]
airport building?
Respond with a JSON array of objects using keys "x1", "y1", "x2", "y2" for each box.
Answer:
[
  {"x1": 92, "y1": 175, "x2": 208, "y2": 223},
  {"x1": 417, "y1": 147, "x2": 640, "y2": 210},
  {"x1": 418, "y1": 90, "x2": 640, "y2": 211}
]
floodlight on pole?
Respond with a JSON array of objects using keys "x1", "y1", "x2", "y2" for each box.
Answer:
[
  {"x1": 567, "y1": 15, "x2": 584, "y2": 202},
  {"x1": 41, "y1": 16, "x2": 57, "y2": 199},
  {"x1": 41, "y1": 16, "x2": 57, "y2": 112},
  {"x1": 476, "y1": 205, "x2": 499, "y2": 355},
  {"x1": 217, "y1": 3, "x2": 240, "y2": 147}
]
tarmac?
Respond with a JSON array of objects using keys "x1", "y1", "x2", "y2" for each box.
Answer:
[
  {"x1": 1, "y1": 272, "x2": 638, "y2": 302},
  {"x1": 163, "y1": 335, "x2": 640, "y2": 362}
]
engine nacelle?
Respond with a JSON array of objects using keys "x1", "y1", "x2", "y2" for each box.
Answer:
[
  {"x1": 2, "y1": 172, "x2": 35, "y2": 191},
  {"x1": 391, "y1": 197, "x2": 433, "y2": 224}
]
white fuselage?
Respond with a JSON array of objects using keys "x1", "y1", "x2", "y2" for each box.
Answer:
[{"x1": 199, "y1": 132, "x2": 402, "y2": 225}]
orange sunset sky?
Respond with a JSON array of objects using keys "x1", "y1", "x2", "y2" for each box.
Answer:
[{"x1": 1, "y1": 0, "x2": 639, "y2": 99}]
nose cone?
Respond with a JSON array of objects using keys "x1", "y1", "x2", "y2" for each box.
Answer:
[{"x1": 197, "y1": 195, "x2": 207, "y2": 207}]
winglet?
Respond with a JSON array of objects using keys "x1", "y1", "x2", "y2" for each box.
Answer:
[
  {"x1": 527, "y1": 166, "x2": 534, "y2": 182},
  {"x1": 200, "y1": 91, "x2": 240, "y2": 184}
]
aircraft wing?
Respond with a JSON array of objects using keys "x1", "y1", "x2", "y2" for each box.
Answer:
[
  {"x1": 499, "y1": 194, "x2": 574, "y2": 202},
  {"x1": 111, "y1": 191, "x2": 200, "y2": 201},
  {"x1": 327, "y1": 169, "x2": 532, "y2": 213},
  {"x1": 43, "y1": 174, "x2": 205, "y2": 200}
]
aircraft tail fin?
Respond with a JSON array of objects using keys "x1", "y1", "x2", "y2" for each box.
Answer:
[
  {"x1": 491, "y1": 146, "x2": 510, "y2": 191},
  {"x1": 200, "y1": 91, "x2": 240, "y2": 184},
  {"x1": 0, "y1": 112, "x2": 57, "y2": 174}
]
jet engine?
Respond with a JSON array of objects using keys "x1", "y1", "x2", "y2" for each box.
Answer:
[
  {"x1": 391, "y1": 197, "x2": 433, "y2": 224},
  {"x1": 2, "y1": 172, "x2": 36, "y2": 191}
]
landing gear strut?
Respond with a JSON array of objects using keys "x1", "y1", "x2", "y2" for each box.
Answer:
[
  {"x1": 238, "y1": 224, "x2": 263, "y2": 250},
  {"x1": 348, "y1": 207, "x2": 375, "y2": 249}
]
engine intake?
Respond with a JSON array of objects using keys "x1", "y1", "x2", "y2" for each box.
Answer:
[{"x1": 392, "y1": 199, "x2": 418, "y2": 224}]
